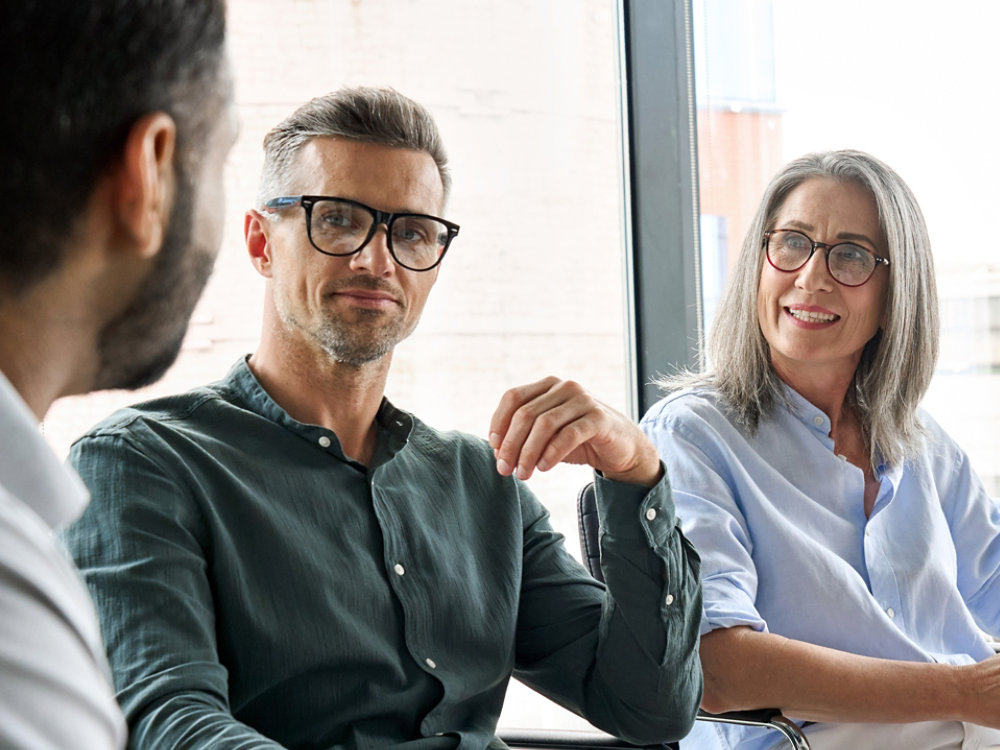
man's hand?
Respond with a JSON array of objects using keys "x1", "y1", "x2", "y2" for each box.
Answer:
[{"x1": 488, "y1": 377, "x2": 662, "y2": 487}]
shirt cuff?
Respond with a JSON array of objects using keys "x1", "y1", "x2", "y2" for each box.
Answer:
[{"x1": 595, "y1": 463, "x2": 677, "y2": 546}]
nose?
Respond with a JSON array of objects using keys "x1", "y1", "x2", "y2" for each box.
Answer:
[
  {"x1": 349, "y1": 224, "x2": 395, "y2": 277},
  {"x1": 794, "y1": 247, "x2": 834, "y2": 293}
]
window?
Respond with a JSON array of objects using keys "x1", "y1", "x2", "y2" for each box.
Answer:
[{"x1": 691, "y1": 0, "x2": 1000, "y2": 494}]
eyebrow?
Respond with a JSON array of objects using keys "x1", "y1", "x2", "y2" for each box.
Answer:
[{"x1": 782, "y1": 219, "x2": 879, "y2": 249}]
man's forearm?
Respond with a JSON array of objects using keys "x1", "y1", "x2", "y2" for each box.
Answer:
[
  {"x1": 129, "y1": 698, "x2": 285, "y2": 750},
  {"x1": 589, "y1": 474, "x2": 703, "y2": 741}
]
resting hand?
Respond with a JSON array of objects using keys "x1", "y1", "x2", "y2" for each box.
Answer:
[{"x1": 488, "y1": 376, "x2": 662, "y2": 487}]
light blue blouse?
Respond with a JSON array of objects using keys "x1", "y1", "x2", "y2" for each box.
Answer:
[{"x1": 641, "y1": 385, "x2": 1000, "y2": 750}]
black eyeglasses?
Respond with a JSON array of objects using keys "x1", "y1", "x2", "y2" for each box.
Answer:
[
  {"x1": 263, "y1": 195, "x2": 460, "y2": 272},
  {"x1": 763, "y1": 229, "x2": 890, "y2": 287}
]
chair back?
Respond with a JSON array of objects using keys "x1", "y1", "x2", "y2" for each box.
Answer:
[{"x1": 576, "y1": 482, "x2": 603, "y2": 581}]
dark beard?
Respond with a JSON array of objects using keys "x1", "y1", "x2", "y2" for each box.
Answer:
[{"x1": 92, "y1": 159, "x2": 217, "y2": 392}]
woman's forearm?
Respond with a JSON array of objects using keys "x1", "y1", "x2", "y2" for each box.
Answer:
[{"x1": 699, "y1": 626, "x2": 999, "y2": 727}]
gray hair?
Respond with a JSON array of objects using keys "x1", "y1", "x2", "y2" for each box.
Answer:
[
  {"x1": 663, "y1": 149, "x2": 938, "y2": 468},
  {"x1": 256, "y1": 86, "x2": 450, "y2": 207}
]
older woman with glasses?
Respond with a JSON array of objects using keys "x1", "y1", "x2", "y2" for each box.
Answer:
[{"x1": 641, "y1": 150, "x2": 1000, "y2": 750}]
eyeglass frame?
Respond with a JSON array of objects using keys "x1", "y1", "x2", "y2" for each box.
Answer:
[
  {"x1": 262, "y1": 195, "x2": 461, "y2": 272},
  {"x1": 762, "y1": 228, "x2": 890, "y2": 287}
]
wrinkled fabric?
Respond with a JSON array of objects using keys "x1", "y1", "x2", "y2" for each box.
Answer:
[
  {"x1": 65, "y1": 357, "x2": 702, "y2": 750},
  {"x1": 642, "y1": 385, "x2": 1000, "y2": 750},
  {"x1": 0, "y1": 370, "x2": 126, "y2": 750}
]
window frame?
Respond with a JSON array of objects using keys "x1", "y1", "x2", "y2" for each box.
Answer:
[{"x1": 619, "y1": 0, "x2": 702, "y2": 421}]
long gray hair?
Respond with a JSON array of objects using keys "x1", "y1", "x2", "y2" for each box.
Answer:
[
  {"x1": 257, "y1": 86, "x2": 451, "y2": 207},
  {"x1": 665, "y1": 150, "x2": 938, "y2": 468}
]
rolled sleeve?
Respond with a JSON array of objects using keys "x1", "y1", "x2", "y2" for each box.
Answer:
[{"x1": 642, "y1": 407, "x2": 768, "y2": 639}]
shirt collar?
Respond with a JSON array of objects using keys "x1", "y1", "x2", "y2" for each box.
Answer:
[
  {"x1": 779, "y1": 380, "x2": 895, "y2": 478},
  {"x1": 780, "y1": 382, "x2": 831, "y2": 436},
  {"x1": 223, "y1": 356, "x2": 414, "y2": 462},
  {"x1": 0, "y1": 370, "x2": 89, "y2": 530}
]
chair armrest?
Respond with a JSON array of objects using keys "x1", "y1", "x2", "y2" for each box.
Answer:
[
  {"x1": 698, "y1": 708, "x2": 784, "y2": 726},
  {"x1": 698, "y1": 710, "x2": 811, "y2": 749},
  {"x1": 498, "y1": 729, "x2": 674, "y2": 749}
]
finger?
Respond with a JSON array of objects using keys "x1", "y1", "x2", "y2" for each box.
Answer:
[
  {"x1": 529, "y1": 410, "x2": 604, "y2": 475},
  {"x1": 488, "y1": 376, "x2": 560, "y2": 456},
  {"x1": 496, "y1": 381, "x2": 593, "y2": 479}
]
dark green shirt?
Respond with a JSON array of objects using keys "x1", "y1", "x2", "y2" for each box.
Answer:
[{"x1": 65, "y1": 358, "x2": 702, "y2": 750}]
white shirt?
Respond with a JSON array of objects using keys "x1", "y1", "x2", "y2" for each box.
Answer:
[{"x1": 0, "y1": 371, "x2": 126, "y2": 749}]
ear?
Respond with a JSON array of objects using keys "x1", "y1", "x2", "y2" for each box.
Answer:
[
  {"x1": 114, "y1": 112, "x2": 177, "y2": 259},
  {"x1": 245, "y1": 209, "x2": 274, "y2": 278}
]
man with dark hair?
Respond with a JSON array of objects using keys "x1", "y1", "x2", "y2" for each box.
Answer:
[
  {"x1": 0, "y1": 2, "x2": 235, "y2": 748},
  {"x1": 66, "y1": 88, "x2": 702, "y2": 749}
]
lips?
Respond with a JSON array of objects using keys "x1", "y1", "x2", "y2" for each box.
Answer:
[
  {"x1": 333, "y1": 288, "x2": 400, "y2": 310},
  {"x1": 337, "y1": 289, "x2": 397, "y2": 303},
  {"x1": 326, "y1": 275, "x2": 402, "y2": 308}
]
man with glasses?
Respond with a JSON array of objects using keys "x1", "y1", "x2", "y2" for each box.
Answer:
[
  {"x1": 0, "y1": 2, "x2": 235, "y2": 748},
  {"x1": 64, "y1": 87, "x2": 703, "y2": 749}
]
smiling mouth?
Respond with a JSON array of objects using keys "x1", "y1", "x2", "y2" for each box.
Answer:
[{"x1": 787, "y1": 307, "x2": 838, "y2": 324}]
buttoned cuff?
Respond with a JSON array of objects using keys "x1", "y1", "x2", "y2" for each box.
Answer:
[{"x1": 595, "y1": 463, "x2": 677, "y2": 545}]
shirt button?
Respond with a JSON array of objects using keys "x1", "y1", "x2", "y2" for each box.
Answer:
[
  {"x1": 393, "y1": 563, "x2": 405, "y2": 576},
  {"x1": 425, "y1": 657, "x2": 437, "y2": 669},
  {"x1": 813, "y1": 415, "x2": 824, "y2": 427},
  {"x1": 645, "y1": 508, "x2": 657, "y2": 521},
  {"x1": 886, "y1": 607, "x2": 895, "y2": 619},
  {"x1": 318, "y1": 435, "x2": 331, "y2": 448},
  {"x1": 865, "y1": 526, "x2": 871, "y2": 537},
  {"x1": 665, "y1": 594, "x2": 675, "y2": 606}
]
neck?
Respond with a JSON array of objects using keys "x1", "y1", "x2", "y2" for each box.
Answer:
[
  {"x1": 0, "y1": 290, "x2": 99, "y2": 421},
  {"x1": 249, "y1": 333, "x2": 390, "y2": 466}
]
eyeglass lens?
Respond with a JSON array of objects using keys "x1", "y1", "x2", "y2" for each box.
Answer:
[
  {"x1": 767, "y1": 230, "x2": 878, "y2": 286},
  {"x1": 309, "y1": 199, "x2": 448, "y2": 270}
]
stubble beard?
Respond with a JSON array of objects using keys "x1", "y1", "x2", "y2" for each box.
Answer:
[{"x1": 311, "y1": 307, "x2": 407, "y2": 369}]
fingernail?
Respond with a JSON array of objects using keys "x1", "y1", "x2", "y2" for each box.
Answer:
[
  {"x1": 516, "y1": 466, "x2": 530, "y2": 480},
  {"x1": 488, "y1": 432, "x2": 501, "y2": 448},
  {"x1": 497, "y1": 458, "x2": 511, "y2": 475},
  {"x1": 537, "y1": 458, "x2": 550, "y2": 472}
]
